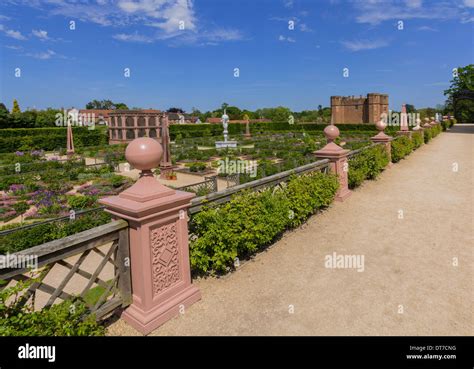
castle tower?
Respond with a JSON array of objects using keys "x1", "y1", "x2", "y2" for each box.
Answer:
[{"x1": 331, "y1": 96, "x2": 343, "y2": 124}]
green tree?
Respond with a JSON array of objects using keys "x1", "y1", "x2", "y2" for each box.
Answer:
[
  {"x1": 444, "y1": 64, "x2": 474, "y2": 122},
  {"x1": 405, "y1": 104, "x2": 416, "y2": 113},
  {"x1": 12, "y1": 99, "x2": 21, "y2": 114},
  {"x1": 85, "y1": 99, "x2": 127, "y2": 110},
  {"x1": 167, "y1": 107, "x2": 185, "y2": 113}
]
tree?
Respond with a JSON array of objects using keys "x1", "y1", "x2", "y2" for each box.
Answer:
[
  {"x1": 255, "y1": 106, "x2": 292, "y2": 122},
  {"x1": 405, "y1": 104, "x2": 416, "y2": 113},
  {"x1": 114, "y1": 103, "x2": 128, "y2": 110},
  {"x1": 191, "y1": 107, "x2": 201, "y2": 116},
  {"x1": 0, "y1": 103, "x2": 10, "y2": 128},
  {"x1": 85, "y1": 99, "x2": 128, "y2": 110},
  {"x1": 12, "y1": 99, "x2": 21, "y2": 114},
  {"x1": 167, "y1": 107, "x2": 185, "y2": 113},
  {"x1": 444, "y1": 64, "x2": 474, "y2": 122}
]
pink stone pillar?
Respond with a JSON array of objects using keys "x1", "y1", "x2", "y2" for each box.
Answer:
[
  {"x1": 371, "y1": 119, "x2": 393, "y2": 166},
  {"x1": 315, "y1": 124, "x2": 351, "y2": 201},
  {"x1": 66, "y1": 123, "x2": 75, "y2": 157},
  {"x1": 159, "y1": 114, "x2": 173, "y2": 179},
  {"x1": 100, "y1": 138, "x2": 201, "y2": 335},
  {"x1": 397, "y1": 104, "x2": 412, "y2": 138},
  {"x1": 121, "y1": 116, "x2": 127, "y2": 141}
]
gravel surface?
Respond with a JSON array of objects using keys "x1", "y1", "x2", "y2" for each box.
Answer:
[{"x1": 107, "y1": 125, "x2": 473, "y2": 336}]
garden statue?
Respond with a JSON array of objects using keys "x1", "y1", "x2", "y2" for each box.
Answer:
[
  {"x1": 413, "y1": 118, "x2": 421, "y2": 131},
  {"x1": 215, "y1": 109, "x2": 237, "y2": 148},
  {"x1": 222, "y1": 109, "x2": 229, "y2": 142}
]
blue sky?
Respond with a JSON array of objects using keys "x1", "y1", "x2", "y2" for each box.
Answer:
[{"x1": 0, "y1": 0, "x2": 473, "y2": 112}]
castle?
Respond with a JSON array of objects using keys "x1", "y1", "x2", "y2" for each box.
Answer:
[{"x1": 330, "y1": 93, "x2": 389, "y2": 124}]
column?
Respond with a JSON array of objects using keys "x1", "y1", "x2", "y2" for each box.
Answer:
[
  {"x1": 315, "y1": 124, "x2": 351, "y2": 201},
  {"x1": 99, "y1": 137, "x2": 201, "y2": 335}
]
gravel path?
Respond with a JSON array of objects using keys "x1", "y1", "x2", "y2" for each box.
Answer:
[{"x1": 108, "y1": 125, "x2": 474, "y2": 336}]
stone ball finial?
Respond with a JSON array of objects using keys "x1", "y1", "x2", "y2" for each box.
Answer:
[
  {"x1": 324, "y1": 124, "x2": 340, "y2": 142},
  {"x1": 375, "y1": 118, "x2": 387, "y2": 132},
  {"x1": 125, "y1": 137, "x2": 163, "y2": 171}
]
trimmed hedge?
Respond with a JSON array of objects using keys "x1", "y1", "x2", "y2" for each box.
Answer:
[
  {"x1": 0, "y1": 127, "x2": 108, "y2": 153},
  {"x1": 391, "y1": 136, "x2": 414, "y2": 163},
  {"x1": 189, "y1": 171, "x2": 338, "y2": 274},
  {"x1": 169, "y1": 122, "x2": 377, "y2": 140},
  {"x1": 0, "y1": 210, "x2": 111, "y2": 254},
  {"x1": 411, "y1": 131, "x2": 424, "y2": 149},
  {"x1": 348, "y1": 145, "x2": 390, "y2": 189}
]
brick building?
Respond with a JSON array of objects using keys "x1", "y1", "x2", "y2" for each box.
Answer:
[{"x1": 330, "y1": 93, "x2": 389, "y2": 124}]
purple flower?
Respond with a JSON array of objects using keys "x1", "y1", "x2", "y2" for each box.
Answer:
[
  {"x1": 15, "y1": 151, "x2": 24, "y2": 156},
  {"x1": 9, "y1": 184, "x2": 26, "y2": 194},
  {"x1": 31, "y1": 150, "x2": 44, "y2": 157}
]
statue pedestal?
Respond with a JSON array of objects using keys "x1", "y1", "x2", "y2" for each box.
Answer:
[{"x1": 215, "y1": 141, "x2": 238, "y2": 149}]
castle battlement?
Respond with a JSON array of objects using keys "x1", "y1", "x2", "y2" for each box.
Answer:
[{"x1": 330, "y1": 93, "x2": 389, "y2": 124}]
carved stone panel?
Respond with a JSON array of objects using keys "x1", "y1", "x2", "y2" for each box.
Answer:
[{"x1": 150, "y1": 223, "x2": 180, "y2": 296}]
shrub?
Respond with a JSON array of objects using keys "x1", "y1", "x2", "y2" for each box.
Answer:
[
  {"x1": 0, "y1": 279, "x2": 104, "y2": 336},
  {"x1": 391, "y1": 136, "x2": 413, "y2": 163},
  {"x1": 189, "y1": 171, "x2": 338, "y2": 274},
  {"x1": 67, "y1": 195, "x2": 98, "y2": 210},
  {"x1": 424, "y1": 127, "x2": 433, "y2": 143},
  {"x1": 411, "y1": 131, "x2": 424, "y2": 149},
  {"x1": 348, "y1": 145, "x2": 389, "y2": 189}
]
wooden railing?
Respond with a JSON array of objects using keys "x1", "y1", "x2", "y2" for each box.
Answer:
[
  {"x1": 188, "y1": 158, "x2": 331, "y2": 214},
  {"x1": 0, "y1": 219, "x2": 131, "y2": 320}
]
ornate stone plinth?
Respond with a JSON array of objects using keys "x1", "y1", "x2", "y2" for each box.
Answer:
[
  {"x1": 315, "y1": 124, "x2": 351, "y2": 202},
  {"x1": 100, "y1": 137, "x2": 201, "y2": 335}
]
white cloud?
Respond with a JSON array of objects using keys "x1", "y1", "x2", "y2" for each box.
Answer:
[
  {"x1": 464, "y1": 0, "x2": 474, "y2": 8},
  {"x1": 418, "y1": 26, "x2": 438, "y2": 31},
  {"x1": 32, "y1": 29, "x2": 49, "y2": 40},
  {"x1": 118, "y1": 0, "x2": 196, "y2": 33},
  {"x1": 5, "y1": 45, "x2": 23, "y2": 50},
  {"x1": 352, "y1": 0, "x2": 472, "y2": 24},
  {"x1": 113, "y1": 32, "x2": 153, "y2": 43},
  {"x1": 25, "y1": 49, "x2": 56, "y2": 60},
  {"x1": 3, "y1": 0, "x2": 243, "y2": 46},
  {"x1": 278, "y1": 35, "x2": 296, "y2": 43},
  {"x1": 299, "y1": 23, "x2": 313, "y2": 32},
  {"x1": 284, "y1": 0, "x2": 294, "y2": 8},
  {"x1": 405, "y1": 0, "x2": 422, "y2": 8},
  {"x1": 341, "y1": 39, "x2": 389, "y2": 51},
  {"x1": 4, "y1": 29, "x2": 27, "y2": 40}
]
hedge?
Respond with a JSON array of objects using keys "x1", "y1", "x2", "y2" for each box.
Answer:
[
  {"x1": 169, "y1": 122, "x2": 378, "y2": 140},
  {"x1": 348, "y1": 145, "x2": 390, "y2": 189},
  {"x1": 0, "y1": 127, "x2": 107, "y2": 153},
  {"x1": 189, "y1": 171, "x2": 338, "y2": 274},
  {"x1": 391, "y1": 136, "x2": 414, "y2": 163},
  {"x1": 411, "y1": 131, "x2": 424, "y2": 149},
  {"x1": 0, "y1": 210, "x2": 111, "y2": 254}
]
